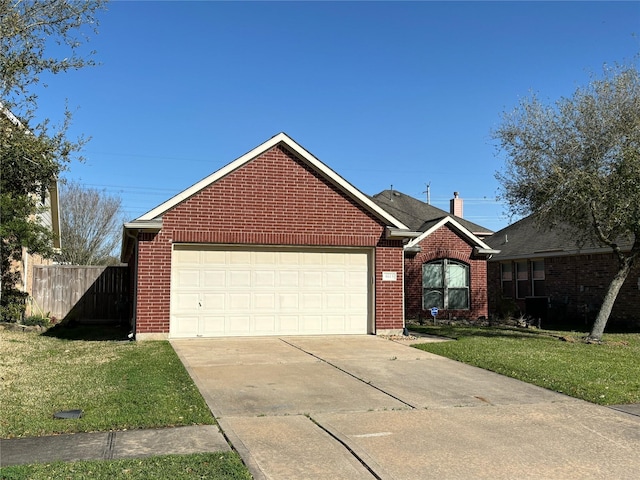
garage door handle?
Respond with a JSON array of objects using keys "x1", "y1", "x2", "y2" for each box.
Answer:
[{"x1": 198, "y1": 301, "x2": 202, "y2": 307}]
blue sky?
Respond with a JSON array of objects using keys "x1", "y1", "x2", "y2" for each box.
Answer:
[{"x1": 35, "y1": 1, "x2": 639, "y2": 231}]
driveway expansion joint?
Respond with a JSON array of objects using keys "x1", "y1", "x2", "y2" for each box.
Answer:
[
  {"x1": 308, "y1": 415, "x2": 383, "y2": 480},
  {"x1": 280, "y1": 338, "x2": 417, "y2": 410}
]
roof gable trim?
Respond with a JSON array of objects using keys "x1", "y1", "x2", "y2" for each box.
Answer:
[
  {"x1": 136, "y1": 133, "x2": 409, "y2": 229},
  {"x1": 406, "y1": 216, "x2": 493, "y2": 250}
]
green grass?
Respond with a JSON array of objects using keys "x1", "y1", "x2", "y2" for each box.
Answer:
[
  {"x1": 0, "y1": 328, "x2": 215, "y2": 439},
  {"x1": 411, "y1": 325, "x2": 640, "y2": 405},
  {"x1": 0, "y1": 452, "x2": 252, "y2": 479}
]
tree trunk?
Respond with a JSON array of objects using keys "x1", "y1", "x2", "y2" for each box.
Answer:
[{"x1": 586, "y1": 258, "x2": 633, "y2": 342}]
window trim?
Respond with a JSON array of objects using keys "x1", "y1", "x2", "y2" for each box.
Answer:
[{"x1": 422, "y1": 259, "x2": 470, "y2": 310}]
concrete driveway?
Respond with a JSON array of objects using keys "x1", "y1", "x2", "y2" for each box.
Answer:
[{"x1": 172, "y1": 335, "x2": 640, "y2": 480}]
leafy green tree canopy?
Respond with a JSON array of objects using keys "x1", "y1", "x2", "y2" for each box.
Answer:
[
  {"x1": 1, "y1": 0, "x2": 106, "y2": 321},
  {"x1": 494, "y1": 62, "x2": 640, "y2": 341}
]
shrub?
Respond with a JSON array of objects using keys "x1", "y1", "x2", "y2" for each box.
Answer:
[
  {"x1": 0, "y1": 290, "x2": 28, "y2": 323},
  {"x1": 22, "y1": 315, "x2": 52, "y2": 328}
]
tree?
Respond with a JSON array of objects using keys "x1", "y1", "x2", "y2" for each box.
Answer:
[
  {"x1": 58, "y1": 181, "x2": 124, "y2": 265},
  {"x1": 1, "y1": 0, "x2": 106, "y2": 320},
  {"x1": 493, "y1": 63, "x2": 640, "y2": 342}
]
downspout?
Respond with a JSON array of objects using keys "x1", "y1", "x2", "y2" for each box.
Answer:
[
  {"x1": 402, "y1": 247, "x2": 408, "y2": 336},
  {"x1": 124, "y1": 229, "x2": 139, "y2": 339}
]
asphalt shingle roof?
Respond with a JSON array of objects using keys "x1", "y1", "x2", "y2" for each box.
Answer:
[
  {"x1": 485, "y1": 214, "x2": 635, "y2": 260},
  {"x1": 371, "y1": 190, "x2": 493, "y2": 235}
]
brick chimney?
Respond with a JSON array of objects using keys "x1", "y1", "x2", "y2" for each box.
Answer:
[{"x1": 450, "y1": 192, "x2": 463, "y2": 218}]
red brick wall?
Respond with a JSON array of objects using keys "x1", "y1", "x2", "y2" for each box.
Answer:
[
  {"x1": 132, "y1": 145, "x2": 405, "y2": 335},
  {"x1": 405, "y1": 226, "x2": 489, "y2": 321},
  {"x1": 487, "y1": 253, "x2": 640, "y2": 330}
]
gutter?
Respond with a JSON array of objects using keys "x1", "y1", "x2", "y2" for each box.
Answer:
[
  {"x1": 473, "y1": 247, "x2": 501, "y2": 260},
  {"x1": 385, "y1": 227, "x2": 422, "y2": 239}
]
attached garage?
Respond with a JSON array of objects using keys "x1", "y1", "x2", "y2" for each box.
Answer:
[
  {"x1": 121, "y1": 133, "x2": 418, "y2": 340},
  {"x1": 170, "y1": 245, "x2": 372, "y2": 337}
]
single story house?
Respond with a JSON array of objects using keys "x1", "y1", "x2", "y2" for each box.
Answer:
[
  {"x1": 371, "y1": 190, "x2": 498, "y2": 321},
  {"x1": 485, "y1": 215, "x2": 640, "y2": 330},
  {"x1": 121, "y1": 133, "x2": 420, "y2": 340}
]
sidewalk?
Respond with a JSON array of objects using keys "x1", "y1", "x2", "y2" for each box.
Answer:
[{"x1": 0, "y1": 425, "x2": 230, "y2": 467}]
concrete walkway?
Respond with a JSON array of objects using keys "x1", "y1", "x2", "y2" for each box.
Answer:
[{"x1": 0, "y1": 425, "x2": 229, "y2": 467}]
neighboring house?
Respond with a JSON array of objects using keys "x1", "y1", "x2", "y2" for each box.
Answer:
[
  {"x1": 371, "y1": 190, "x2": 498, "y2": 321},
  {"x1": 121, "y1": 133, "x2": 419, "y2": 340},
  {"x1": 21, "y1": 182, "x2": 62, "y2": 309},
  {"x1": 1, "y1": 103, "x2": 62, "y2": 315},
  {"x1": 485, "y1": 215, "x2": 640, "y2": 330}
]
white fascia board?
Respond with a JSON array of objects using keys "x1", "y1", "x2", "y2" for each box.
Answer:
[
  {"x1": 136, "y1": 133, "x2": 409, "y2": 229},
  {"x1": 124, "y1": 220, "x2": 163, "y2": 231},
  {"x1": 406, "y1": 216, "x2": 493, "y2": 249}
]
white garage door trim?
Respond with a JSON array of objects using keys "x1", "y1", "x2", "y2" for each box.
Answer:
[{"x1": 170, "y1": 244, "x2": 373, "y2": 338}]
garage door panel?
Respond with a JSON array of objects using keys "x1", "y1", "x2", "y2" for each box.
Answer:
[
  {"x1": 348, "y1": 271, "x2": 368, "y2": 286},
  {"x1": 326, "y1": 271, "x2": 346, "y2": 287},
  {"x1": 229, "y1": 251, "x2": 251, "y2": 264},
  {"x1": 229, "y1": 293, "x2": 251, "y2": 310},
  {"x1": 279, "y1": 315, "x2": 299, "y2": 331},
  {"x1": 254, "y1": 251, "x2": 277, "y2": 264},
  {"x1": 201, "y1": 316, "x2": 225, "y2": 335},
  {"x1": 279, "y1": 271, "x2": 299, "y2": 287},
  {"x1": 326, "y1": 315, "x2": 346, "y2": 331},
  {"x1": 171, "y1": 246, "x2": 370, "y2": 337},
  {"x1": 278, "y1": 252, "x2": 300, "y2": 265},
  {"x1": 172, "y1": 315, "x2": 199, "y2": 337},
  {"x1": 348, "y1": 293, "x2": 368, "y2": 310},
  {"x1": 227, "y1": 315, "x2": 251, "y2": 334},
  {"x1": 301, "y1": 315, "x2": 322, "y2": 331},
  {"x1": 230, "y1": 270, "x2": 251, "y2": 286},
  {"x1": 255, "y1": 293, "x2": 276, "y2": 309},
  {"x1": 300, "y1": 293, "x2": 322, "y2": 309},
  {"x1": 202, "y1": 293, "x2": 225, "y2": 309},
  {"x1": 202, "y1": 250, "x2": 226, "y2": 264},
  {"x1": 176, "y1": 269, "x2": 200, "y2": 288},
  {"x1": 278, "y1": 293, "x2": 298, "y2": 310},
  {"x1": 203, "y1": 270, "x2": 225, "y2": 287},
  {"x1": 302, "y1": 271, "x2": 322, "y2": 287},
  {"x1": 326, "y1": 293, "x2": 346, "y2": 309},
  {"x1": 255, "y1": 270, "x2": 275, "y2": 287},
  {"x1": 254, "y1": 315, "x2": 276, "y2": 333},
  {"x1": 174, "y1": 292, "x2": 199, "y2": 310},
  {"x1": 302, "y1": 252, "x2": 323, "y2": 265}
]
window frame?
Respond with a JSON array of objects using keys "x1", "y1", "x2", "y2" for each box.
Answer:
[
  {"x1": 422, "y1": 259, "x2": 470, "y2": 310},
  {"x1": 500, "y1": 262, "x2": 513, "y2": 298},
  {"x1": 531, "y1": 259, "x2": 546, "y2": 297},
  {"x1": 515, "y1": 260, "x2": 530, "y2": 299}
]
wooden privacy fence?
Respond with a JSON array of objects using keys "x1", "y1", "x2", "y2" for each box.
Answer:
[{"x1": 31, "y1": 265, "x2": 129, "y2": 324}]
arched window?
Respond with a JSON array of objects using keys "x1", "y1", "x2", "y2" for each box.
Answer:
[{"x1": 422, "y1": 259, "x2": 469, "y2": 310}]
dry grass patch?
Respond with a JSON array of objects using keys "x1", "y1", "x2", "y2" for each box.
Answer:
[{"x1": 0, "y1": 329, "x2": 214, "y2": 438}]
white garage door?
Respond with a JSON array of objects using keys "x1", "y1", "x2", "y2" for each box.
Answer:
[{"x1": 170, "y1": 245, "x2": 371, "y2": 338}]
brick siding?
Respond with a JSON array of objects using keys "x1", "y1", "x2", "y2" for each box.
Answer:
[
  {"x1": 404, "y1": 226, "x2": 489, "y2": 321},
  {"x1": 131, "y1": 145, "x2": 405, "y2": 335},
  {"x1": 488, "y1": 253, "x2": 640, "y2": 330}
]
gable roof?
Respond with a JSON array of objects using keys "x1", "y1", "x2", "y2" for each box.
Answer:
[
  {"x1": 405, "y1": 216, "x2": 499, "y2": 255},
  {"x1": 485, "y1": 214, "x2": 635, "y2": 260},
  {"x1": 370, "y1": 189, "x2": 494, "y2": 236},
  {"x1": 123, "y1": 134, "x2": 419, "y2": 261},
  {"x1": 132, "y1": 133, "x2": 410, "y2": 230}
]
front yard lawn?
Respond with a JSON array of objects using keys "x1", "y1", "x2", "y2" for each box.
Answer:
[
  {"x1": 411, "y1": 325, "x2": 640, "y2": 405},
  {"x1": 0, "y1": 452, "x2": 251, "y2": 479},
  {"x1": 0, "y1": 327, "x2": 215, "y2": 439}
]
